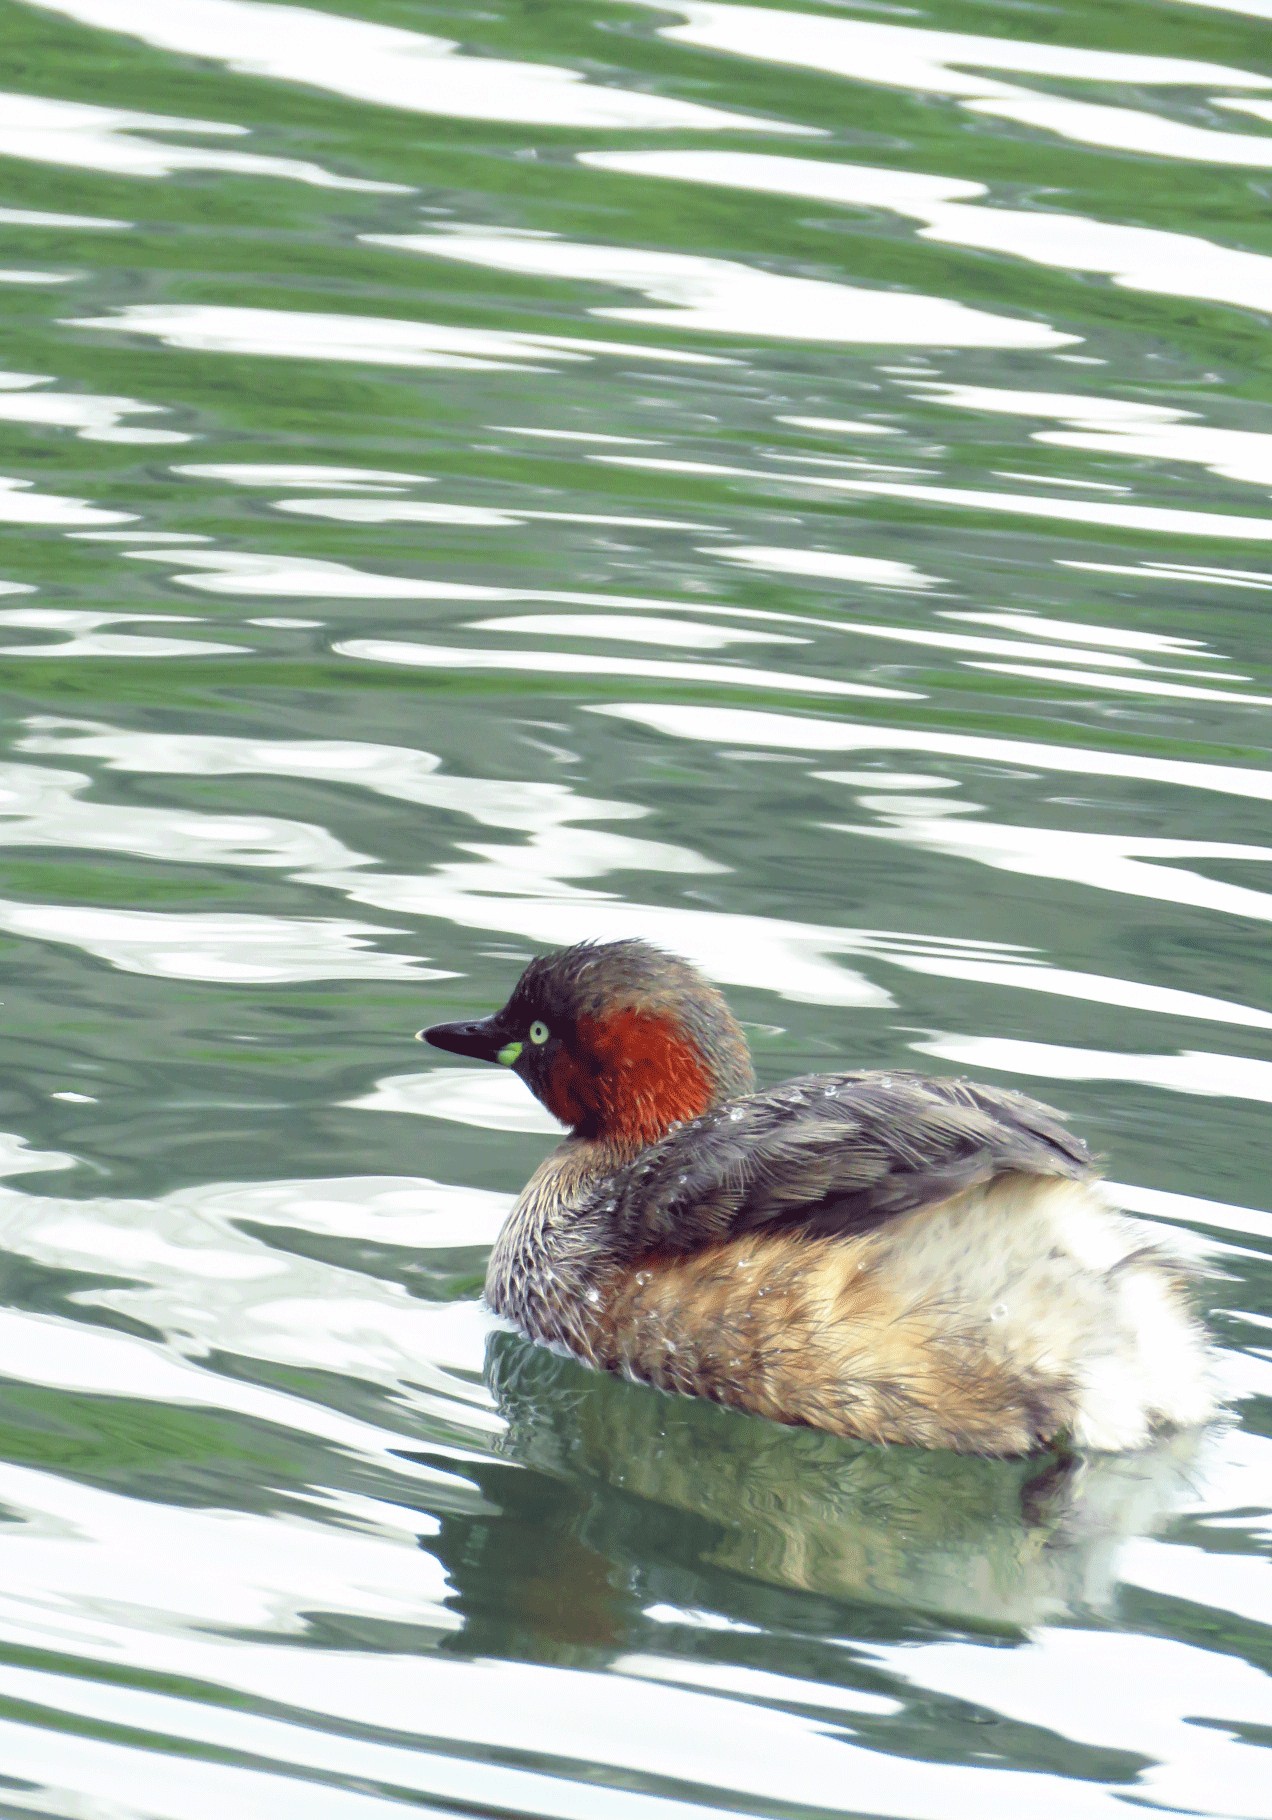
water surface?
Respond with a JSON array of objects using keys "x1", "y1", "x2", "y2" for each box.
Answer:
[{"x1": 0, "y1": 0, "x2": 1269, "y2": 1814}]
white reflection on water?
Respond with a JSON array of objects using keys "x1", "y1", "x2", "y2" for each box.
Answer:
[
  {"x1": 600, "y1": 452, "x2": 1272, "y2": 542},
  {"x1": 0, "y1": 1139, "x2": 506, "y2": 1334},
  {"x1": 0, "y1": 1629, "x2": 1148, "y2": 1820},
  {"x1": 336, "y1": 636, "x2": 919, "y2": 703},
  {"x1": 0, "y1": 1675, "x2": 726, "y2": 1820},
  {"x1": 0, "y1": 759, "x2": 363, "y2": 870},
  {"x1": 619, "y1": 0, "x2": 1272, "y2": 165},
  {"x1": 0, "y1": 1172, "x2": 499, "y2": 1418},
  {"x1": 0, "y1": 1142, "x2": 491, "y2": 1485},
  {"x1": 470, "y1": 612, "x2": 803, "y2": 651},
  {"x1": 0, "y1": 1142, "x2": 505, "y2": 1441},
  {"x1": 350, "y1": 1065, "x2": 560, "y2": 1135},
  {"x1": 176, "y1": 462, "x2": 430, "y2": 490},
  {"x1": 367, "y1": 225, "x2": 1076, "y2": 351},
  {"x1": 0, "y1": 606, "x2": 243, "y2": 658},
  {"x1": 127, "y1": 546, "x2": 510, "y2": 598},
  {"x1": 0, "y1": 1146, "x2": 496, "y2": 1459},
  {"x1": 213, "y1": 1171, "x2": 509, "y2": 1250},
  {"x1": 0, "y1": 554, "x2": 849, "y2": 643},
  {"x1": 834, "y1": 790, "x2": 1272, "y2": 921},
  {"x1": 0, "y1": 899, "x2": 435, "y2": 982},
  {"x1": 322, "y1": 860, "x2": 897, "y2": 1010},
  {"x1": 1063, "y1": 559, "x2": 1272, "y2": 591},
  {"x1": 0, "y1": 194, "x2": 122, "y2": 283},
  {"x1": 0, "y1": 88, "x2": 407, "y2": 189},
  {"x1": 129, "y1": 535, "x2": 1251, "y2": 684},
  {"x1": 19, "y1": 716, "x2": 641, "y2": 832},
  {"x1": 706, "y1": 555, "x2": 1226, "y2": 673},
  {"x1": 429, "y1": 823, "x2": 723, "y2": 886},
  {"x1": 945, "y1": 609, "x2": 1216, "y2": 659},
  {"x1": 493, "y1": 424, "x2": 662, "y2": 446},
  {"x1": 587, "y1": 155, "x2": 987, "y2": 213},
  {"x1": 22, "y1": 0, "x2": 811, "y2": 134},
  {"x1": 0, "y1": 1604, "x2": 1142, "y2": 1820},
  {"x1": 0, "y1": 1151, "x2": 472, "y2": 1476},
  {"x1": 913, "y1": 1034, "x2": 1272, "y2": 1106},
  {"x1": 278, "y1": 498, "x2": 538, "y2": 529},
  {"x1": 73, "y1": 530, "x2": 211, "y2": 544},
  {"x1": 597, "y1": 702, "x2": 1272, "y2": 806},
  {"x1": 274, "y1": 496, "x2": 715, "y2": 531},
  {"x1": 828, "y1": 626, "x2": 1191, "y2": 674},
  {"x1": 0, "y1": 1460, "x2": 458, "y2": 1634},
  {"x1": 23, "y1": 711, "x2": 1267, "y2": 1031},
  {"x1": 0, "y1": 475, "x2": 129, "y2": 526},
  {"x1": 919, "y1": 382, "x2": 1272, "y2": 494},
  {"x1": 621, "y1": 1652, "x2": 900, "y2": 1717},
  {"x1": 114, "y1": 543, "x2": 926, "y2": 707},
  {"x1": 0, "y1": 267, "x2": 75, "y2": 284},
  {"x1": 585, "y1": 148, "x2": 1272, "y2": 322},
  {"x1": 992, "y1": 470, "x2": 1127, "y2": 494},
  {"x1": 968, "y1": 660, "x2": 1272, "y2": 708},
  {"x1": 0, "y1": 1701, "x2": 439, "y2": 1820},
  {"x1": 252, "y1": 470, "x2": 710, "y2": 530},
  {"x1": 1120, "y1": 1535, "x2": 1272, "y2": 1631},
  {"x1": 1115, "y1": 1183, "x2": 1272, "y2": 1248},
  {"x1": 0, "y1": 203, "x2": 124, "y2": 228},
  {"x1": 782, "y1": 415, "x2": 900, "y2": 438},
  {"x1": 313, "y1": 840, "x2": 1272, "y2": 1031},
  {"x1": 878, "y1": 1628, "x2": 1272, "y2": 1820},
  {"x1": 712, "y1": 544, "x2": 940, "y2": 592},
  {"x1": 0, "y1": 367, "x2": 188, "y2": 443},
  {"x1": 71, "y1": 302, "x2": 731, "y2": 368},
  {"x1": 977, "y1": 92, "x2": 1272, "y2": 168}
]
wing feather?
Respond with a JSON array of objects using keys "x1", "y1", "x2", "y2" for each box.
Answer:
[{"x1": 596, "y1": 1071, "x2": 1097, "y2": 1260}]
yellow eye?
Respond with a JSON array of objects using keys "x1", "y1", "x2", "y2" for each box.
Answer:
[{"x1": 529, "y1": 1020, "x2": 550, "y2": 1045}]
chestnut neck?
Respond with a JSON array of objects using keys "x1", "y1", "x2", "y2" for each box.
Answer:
[{"x1": 545, "y1": 1006, "x2": 721, "y2": 1150}]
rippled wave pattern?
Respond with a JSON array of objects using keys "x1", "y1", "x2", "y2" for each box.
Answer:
[{"x1": 0, "y1": 0, "x2": 1269, "y2": 1812}]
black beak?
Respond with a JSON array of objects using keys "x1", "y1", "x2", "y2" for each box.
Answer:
[{"x1": 418, "y1": 1013, "x2": 508, "y2": 1063}]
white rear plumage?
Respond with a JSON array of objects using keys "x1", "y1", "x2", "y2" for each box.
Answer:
[{"x1": 876, "y1": 1174, "x2": 1217, "y2": 1452}]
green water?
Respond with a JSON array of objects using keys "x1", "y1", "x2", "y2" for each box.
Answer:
[{"x1": 0, "y1": 0, "x2": 1269, "y2": 1812}]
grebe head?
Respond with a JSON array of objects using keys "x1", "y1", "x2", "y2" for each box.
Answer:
[{"x1": 420, "y1": 939, "x2": 755, "y2": 1147}]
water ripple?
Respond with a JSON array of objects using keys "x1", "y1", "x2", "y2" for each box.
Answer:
[{"x1": 0, "y1": 0, "x2": 1269, "y2": 1810}]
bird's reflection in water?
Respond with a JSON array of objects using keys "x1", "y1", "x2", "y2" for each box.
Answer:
[{"x1": 483, "y1": 1330, "x2": 1203, "y2": 1632}]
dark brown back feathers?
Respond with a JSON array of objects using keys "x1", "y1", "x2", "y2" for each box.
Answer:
[{"x1": 582, "y1": 1070, "x2": 1097, "y2": 1262}]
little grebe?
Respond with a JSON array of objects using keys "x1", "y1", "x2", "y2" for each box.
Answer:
[{"x1": 422, "y1": 940, "x2": 1214, "y2": 1455}]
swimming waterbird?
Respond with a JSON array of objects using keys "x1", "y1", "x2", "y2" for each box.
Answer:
[{"x1": 422, "y1": 940, "x2": 1214, "y2": 1455}]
